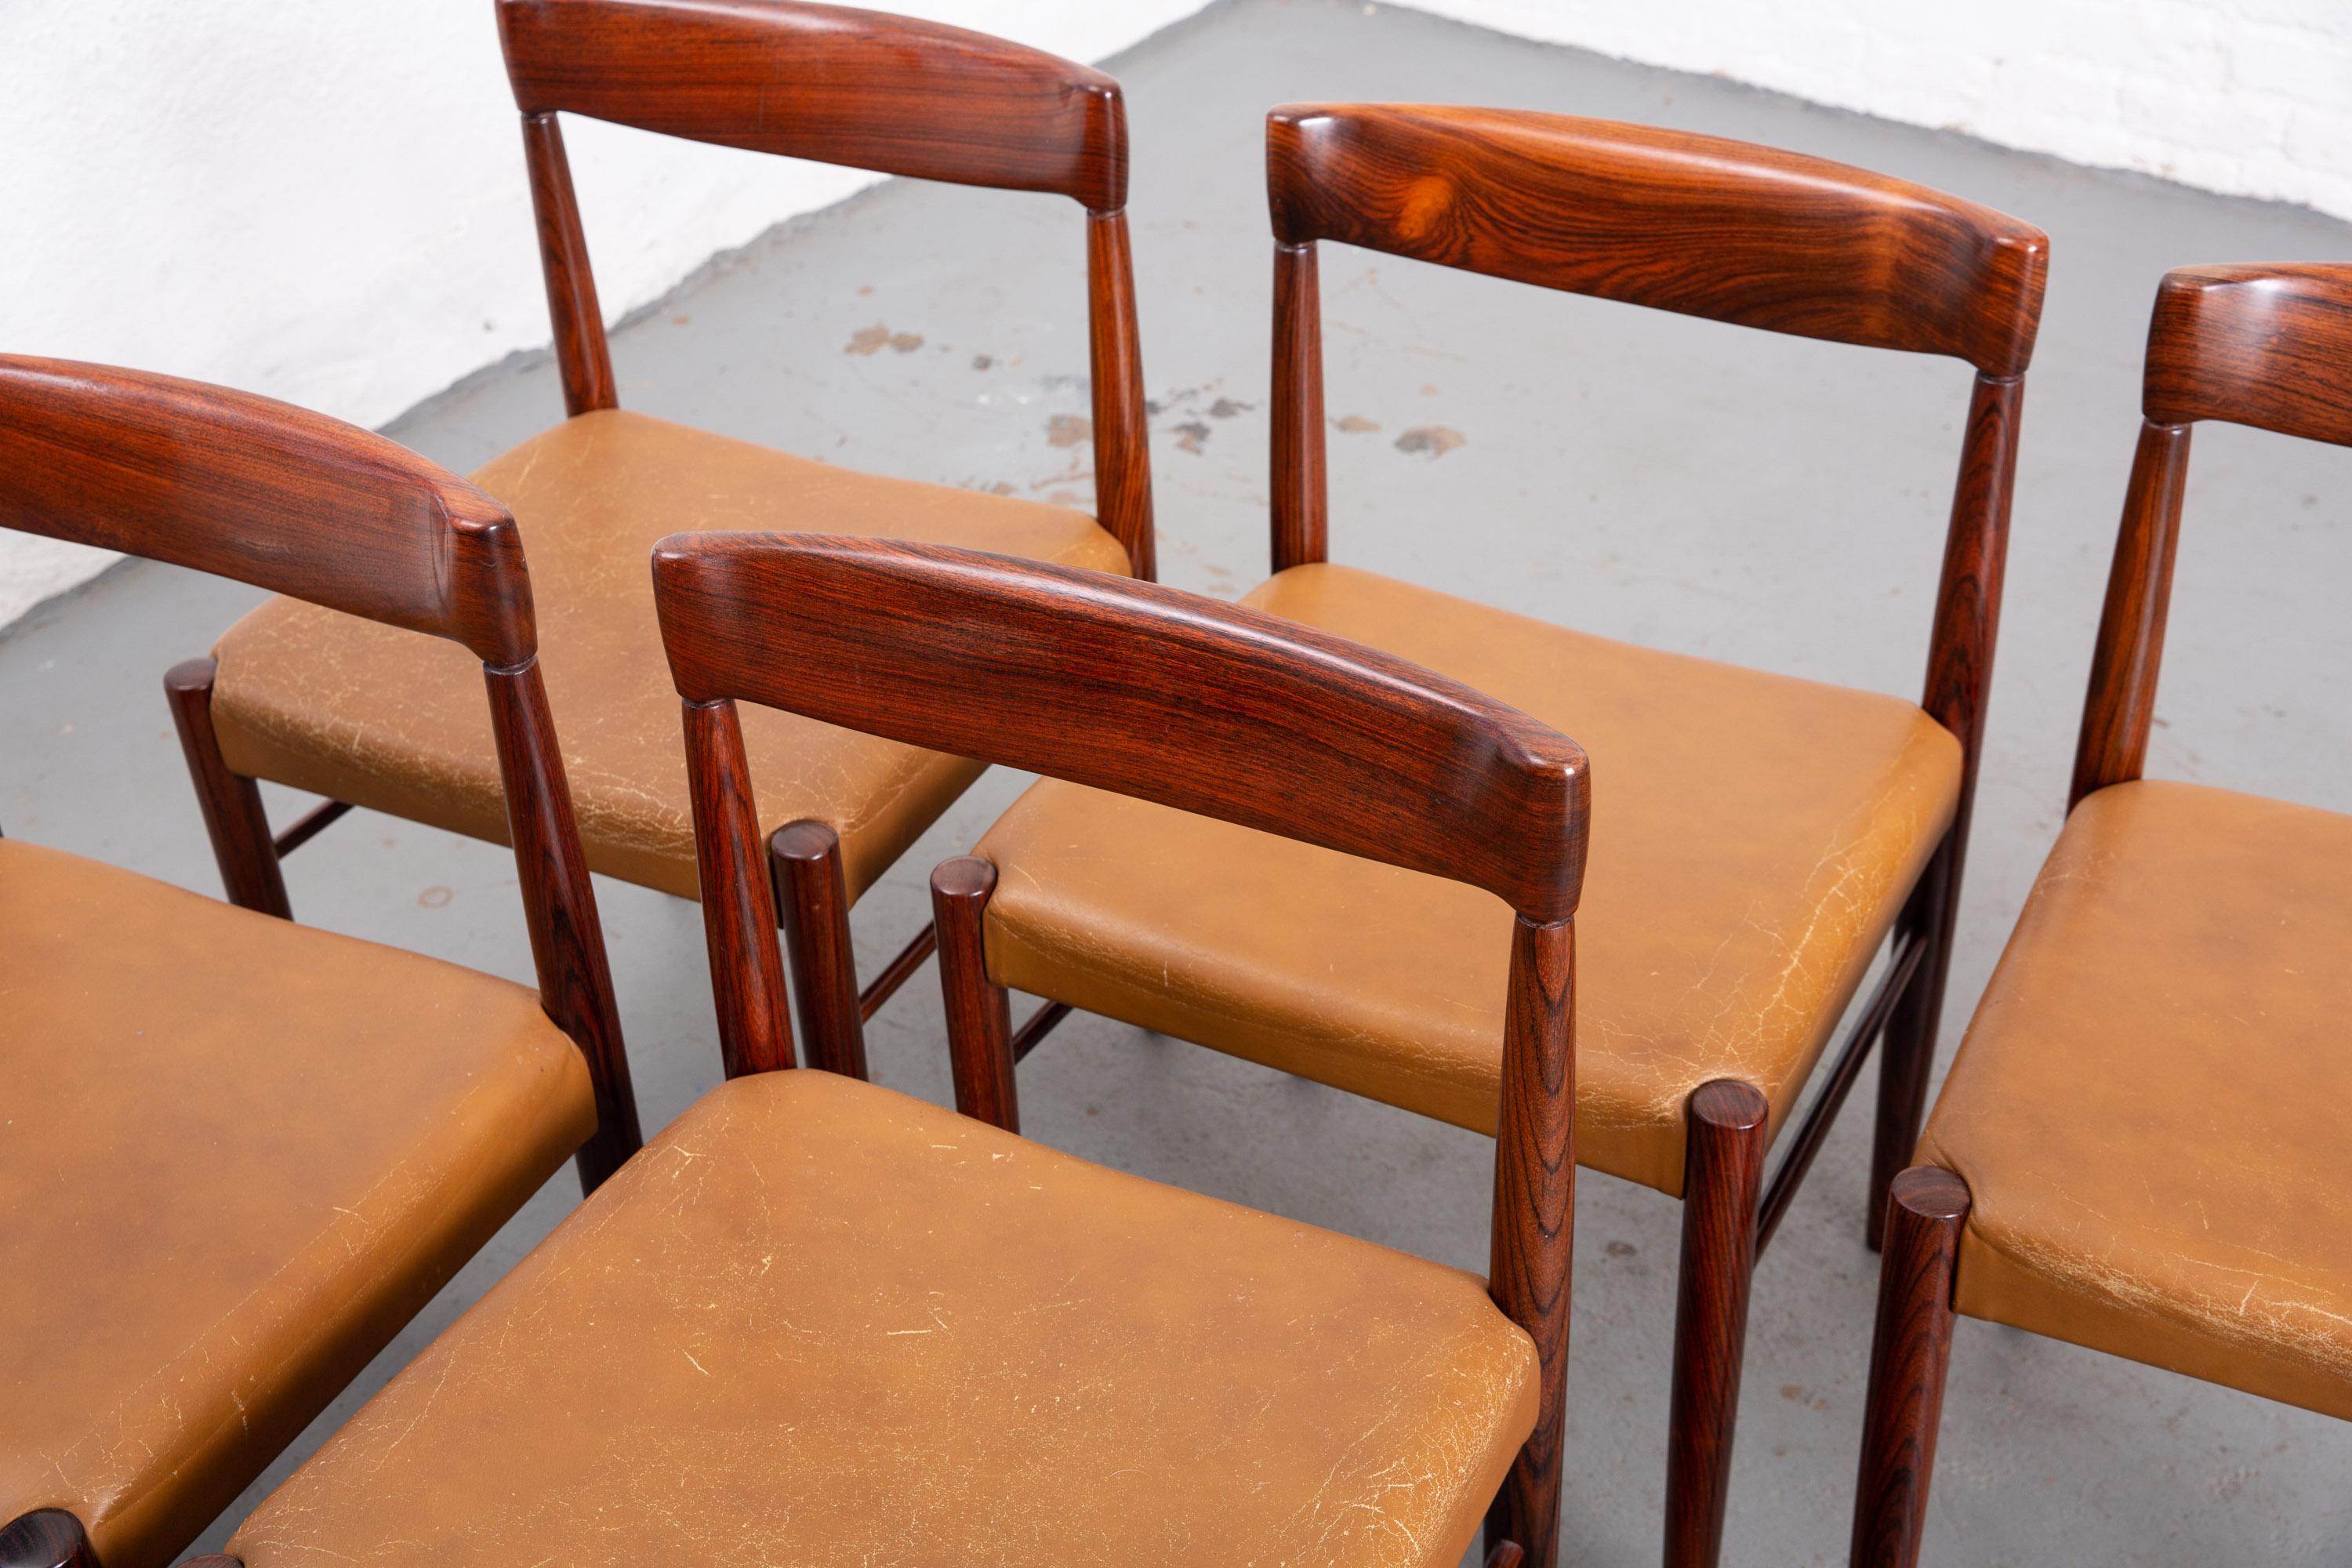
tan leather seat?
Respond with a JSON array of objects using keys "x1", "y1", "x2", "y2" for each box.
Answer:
[
  {"x1": 226, "y1": 1069, "x2": 1537, "y2": 1568},
  {"x1": 978, "y1": 564, "x2": 1960, "y2": 1195},
  {"x1": 1918, "y1": 781, "x2": 2352, "y2": 1419},
  {"x1": 0, "y1": 836, "x2": 594, "y2": 1568},
  {"x1": 209, "y1": 410, "x2": 1130, "y2": 901}
]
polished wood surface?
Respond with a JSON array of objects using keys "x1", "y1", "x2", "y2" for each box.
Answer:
[
  {"x1": 1850, "y1": 1167, "x2": 1970, "y2": 1568},
  {"x1": 679, "y1": 697, "x2": 797, "y2": 1079},
  {"x1": 769, "y1": 820, "x2": 870, "y2": 1078},
  {"x1": 654, "y1": 533, "x2": 1590, "y2": 920},
  {"x1": 0, "y1": 1510, "x2": 96, "y2": 1568},
  {"x1": 495, "y1": 0, "x2": 1155, "y2": 576},
  {"x1": 2074, "y1": 264, "x2": 2352, "y2": 804},
  {"x1": 1265, "y1": 105, "x2": 2047, "y2": 376},
  {"x1": 931, "y1": 855, "x2": 1020, "y2": 1131},
  {"x1": 1, "y1": 354, "x2": 640, "y2": 1190}
]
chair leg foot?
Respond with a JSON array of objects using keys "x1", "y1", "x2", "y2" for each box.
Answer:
[
  {"x1": 770, "y1": 820, "x2": 869, "y2": 1080},
  {"x1": 1869, "y1": 846, "x2": 1959, "y2": 1251},
  {"x1": 1664, "y1": 1080, "x2": 1769, "y2": 1568},
  {"x1": 1853, "y1": 1167, "x2": 1969, "y2": 1568},
  {"x1": 0, "y1": 1511, "x2": 97, "y2": 1568},
  {"x1": 164, "y1": 656, "x2": 290, "y2": 918},
  {"x1": 931, "y1": 856, "x2": 1018, "y2": 1133}
]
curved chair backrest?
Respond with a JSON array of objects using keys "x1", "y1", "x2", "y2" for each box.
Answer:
[
  {"x1": 0, "y1": 355, "x2": 641, "y2": 1187},
  {"x1": 492, "y1": 0, "x2": 1155, "y2": 576},
  {"x1": 2071, "y1": 264, "x2": 2352, "y2": 805},
  {"x1": 1261, "y1": 103, "x2": 2049, "y2": 876},
  {"x1": 649, "y1": 535, "x2": 1584, "y2": 1552}
]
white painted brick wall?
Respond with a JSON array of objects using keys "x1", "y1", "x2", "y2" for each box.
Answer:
[{"x1": 1401, "y1": 0, "x2": 2352, "y2": 221}]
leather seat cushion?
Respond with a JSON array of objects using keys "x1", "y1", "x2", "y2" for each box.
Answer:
[
  {"x1": 978, "y1": 564, "x2": 1961, "y2": 1195},
  {"x1": 209, "y1": 410, "x2": 1129, "y2": 902},
  {"x1": 1920, "y1": 780, "x2": 2352, "y2": 1418},
  {"x1": 227, "y1": 1070, "x2": 1539, "y2": 1568},
  {"x1": 0, "y1": 837, "x2": 594, "y2": 1568}
]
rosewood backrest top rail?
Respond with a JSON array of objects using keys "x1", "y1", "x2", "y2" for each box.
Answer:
[
  {"x1": 0, "y1": 354, "x2": 641, "y2": 1186},
  {"x1": 649, "y1": 532, "x2": 1585, "y2": 1559},
  {"x1": 2071, "y1": 263, "x2": 2352, "y2": 806},
  {"x1": 493, "y1": 0, "x2": 1155, "y2": 576}
]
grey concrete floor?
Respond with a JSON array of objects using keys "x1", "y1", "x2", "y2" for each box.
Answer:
[{"x1": 7, "y1": 0, "x2": 2351, "y2": 1561}]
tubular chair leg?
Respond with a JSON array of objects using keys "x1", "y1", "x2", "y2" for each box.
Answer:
[
  {"x1": 930, "y1": 856, "x2": 1018, "y2": 1133},
  {"x1": 1868, "y1": 845, "x2": 1959, "y2": 1250},
  {"x1": 164, "y1": 656, "x2": 290, "y2": 918},
  {"x1": 0, "y1": 1512, "x2": 96, "y2": 1568},
  {"x1": 1664, "y1": 1080, "x2": 1769, "y2": 1568},
  {"x1": 1852, "y1": 1167, "x2": 1970, "y2": 1568},
  {"x1": 770, "y1": 820, "x2": 869, "y2": 1080}
]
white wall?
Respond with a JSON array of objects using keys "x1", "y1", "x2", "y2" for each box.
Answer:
[
  {"x1": 1402, "y1": 0, "x2": 2352, "y2": 222},
  {"x1": 0, "y1": 0, "x2": 1204, "y2": 626}
]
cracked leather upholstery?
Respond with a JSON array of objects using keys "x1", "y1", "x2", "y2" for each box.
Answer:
[
  {"x1": 1920, "y1": 780, "x2": 2352, "y2": 1419},
  {"x1": 209, "y1": 410, "x2": 1129, "y2": 902},
  {"x1": 0, "y1": 836, "x2": 593, "y2": 1568},
  {"x1": 978, "y1": 563, "x2": 1961, "y2": 1196},
  {"x1": 228, "y1": 1069, "x2": 1537, "y2": 1568}
]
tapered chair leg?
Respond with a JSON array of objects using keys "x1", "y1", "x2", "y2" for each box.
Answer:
[
  {"x1": 164, "y1": 657, "x2": 291, "y2": 918},
  {"x1": 1869, "y1": 844, "x2": 1958, "y2": 1249},
  {"x1": 0, "y1": 1511, "x2": 96, "y2": 1568},
  {"x1": 931, "y1": 856, "x2": 1018, "y2": 1133},
  {"x1": 770, "y1": 820, "x2": 869, "y2": 1080},
  {"x1": 1853, "y1": 1167, "x2": 1969, "y2": 1568},
  {"x1": 1664, "y1": 1080, "x2": 1769, "y2": 1568}
]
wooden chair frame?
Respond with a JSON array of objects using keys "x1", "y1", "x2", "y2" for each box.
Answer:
[
  {"x1": 648, "y1": 532, "x2": 1588, "y2": 1568},
  {"x1": 0, "y1": 356, "x2": 643, "y2": 1566},
  {"x1": 162, "y1": 0, "x2": 1157, "y2": 1083},
  {"x1": 959, "y1": 104, "x2": 2046, "y2": 1568},
  {"x1": 1853, "y1": 263, "x2": 2352, "y2": 1568}
]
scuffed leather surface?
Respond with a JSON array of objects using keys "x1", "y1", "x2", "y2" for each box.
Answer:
[
  {"x1": 230, "y1": 1071, "x2": 1537, "y2": 1568},
  {"x1": 979, "y1": 564, "x2": 1959, "y2": 1195},
  {"x1": 0, "y1": 837, "x2": 593, "y2": 1568},
  {"x1": 1922, "y1": 781, "x2": 2352, "y2": 1419},
  {"x1": 209, "y1": 410, "x2": 1129, "y2": 902}
]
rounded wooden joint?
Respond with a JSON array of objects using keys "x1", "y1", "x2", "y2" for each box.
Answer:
[
  {"x1": 1688, "y1": 1078, "x2": 1769, "y2": 1136},
  {"x1": 0, "y1": 1510, "x2": 94, "y2": 1568},
  {"x1": 1889, "y1": 1164, "x2": 1972, "y2": 1225},
  {"x1": 768, "y1": 818, "x2": 841, "y2": 866},
  {"x1": 163, "y1": 655, "x2": 220, "y2": 695},
  {"x1": 930, "y1": 854, "x2": 997, "y2": 902}
]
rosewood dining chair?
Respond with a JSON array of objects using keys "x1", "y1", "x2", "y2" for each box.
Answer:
[
  {"x1": 1851, "y1": 263, "x2": 2352, "y2": 1566},
  {"x1": 0, "y1": 358, "x2": 640, "y2": 1568},
  {"x1": 939, "y1": 105, "x2": 2049, "y2": 1568},
  {"x1": 166, "y1": 0, "x2": 1154, "y2": 1079},
  {"x1": 177, "y1": 534, "x2": 1584, "y2": 1568}
]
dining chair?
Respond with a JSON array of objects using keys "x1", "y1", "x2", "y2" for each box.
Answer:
[
  {"x1": 168, "y1": 0, "x2": 1154, "y2": 1078},
  {"x1": 1850, "y1": 263, "x2": 2352, "y2": 1566},
  {"x1": 180, "y1": 534, "x2": 1585, "y2": 1568},
  {"x1": 0, "y1": 358, "x2": 640, "y2": 1568},
  {"x1": 939, "y1": 105, "x2": 2049, "y2": 1568}
]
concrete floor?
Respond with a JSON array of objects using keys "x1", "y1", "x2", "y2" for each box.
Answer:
[{"x1": 7, "y1": 0, "x2": 2350, "y2": 1561}]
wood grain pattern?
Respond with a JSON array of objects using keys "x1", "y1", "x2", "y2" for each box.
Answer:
[
  {"x1": 1265, "y1": 105, "x2": 2048, "y2": 376},
  {"x1": 678, "y1": 698, "x2": 797, "y2": 1077},
  {"x1": 521, "y1": 113, "x2": 618, "y2": 418},
  {"x1": 653, "y1": 534, "x2": 1590, "y2": 920},
  {"x1": 1664, "y1": 1080, "x2": 1769, "y2": 1568},
  {"x1": 164, "y1": 657, "x2": 292, "y2": 919},
  {"x1": 2143, "y1": 263, "x2": 2352, "y2": 445},
  {"x1": 1086, "y1": 209, "x2": 1156, "y2": 580},
  {"x1": 769, "y1": 820, "x2": 870, "y2": 1079},
  {"x1": 2070, "y1": 421, "x2": 2190, "y2": 806},
  {"x1": 486, "y1": 659, "x2": 644, "y2": 1188},
  {"x1": 931, "y1": 855, "x2": 1019, "y2": 1131},
  {"x1": 1850, "y1": 1167, "x2": 1970, "y2": 1568},
  {"x1": 1484, "y1": 914, "x2": 1576, "y2": 1568},
  {"x1": 0, "y1": 1511, "x2": 96, "y2": 1568},
  {"x1": 1269, "y1": 240, "x2": 1327, "y2": 571},
  {"x1": 497, "y1": 0, "x2": 1127, "y2": 209},
  {"x1": 0, "y1": 358, "x2": 532, "y2": 666}
]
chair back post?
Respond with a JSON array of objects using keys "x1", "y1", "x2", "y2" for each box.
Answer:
[
  {"x1": 1269, "y1": 236, "x2": 1327, "y2": 570},
  {"x1": 679, "y1": 695, "x2": 800, "y2": 1077},
  {"x1": 2072, "y1": 263, "x2": 2352, "y2": 808},
  {"x1": 494, "y1": 0, "x2": 1155, "y2": 572},
  {"x1": 518, "y1": 112, "x2": 619, "y2": 416},
  {"x1": 0, "y1": 355, "x2": 641, "y2": 1188}
]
